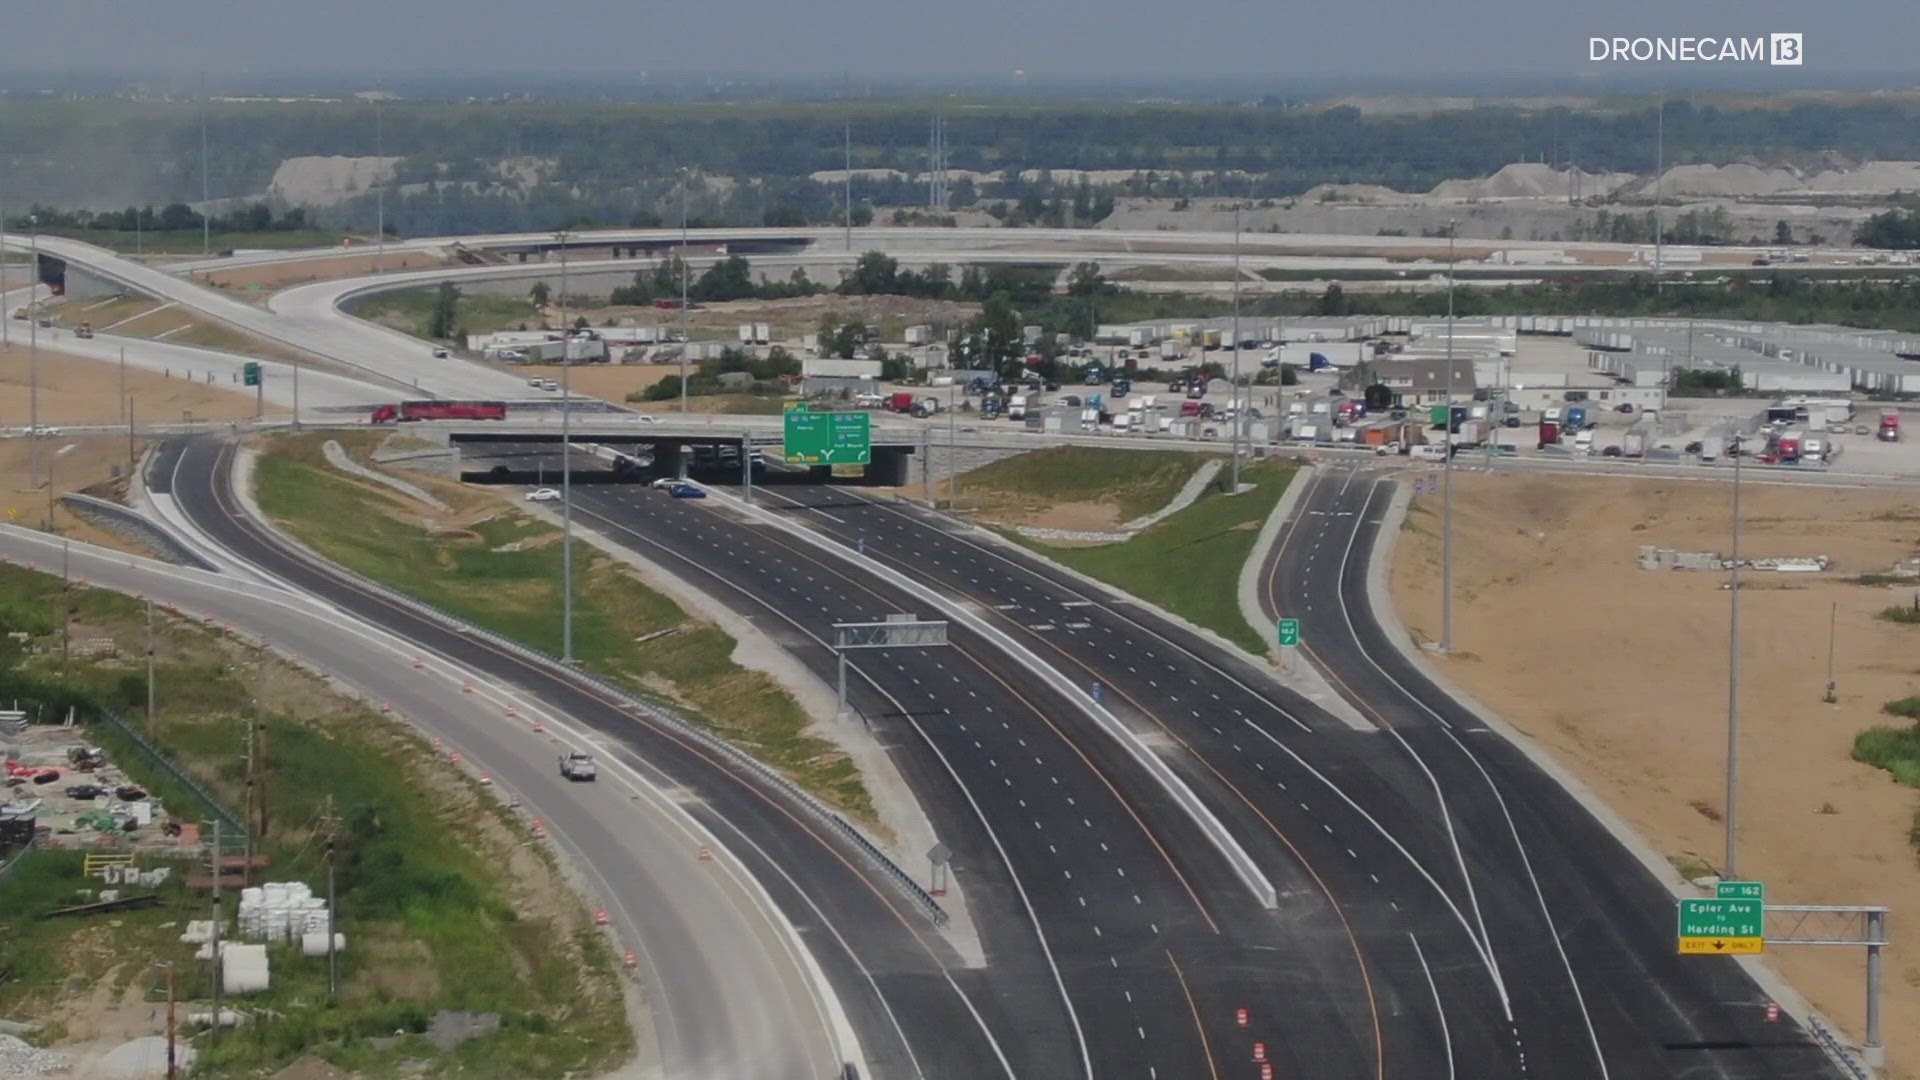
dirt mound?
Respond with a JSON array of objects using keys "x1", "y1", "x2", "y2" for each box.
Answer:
[
  {"x1": 1654, "y1": 163, "x2": 1802, "y2": 198},
  {"x1": 1428, "y1": 163, "x2": 1636, "y2": 200},
  {"x1": 267, "y1": 156, "x2": 402, "y2": 207},
  {"x1": 1802, "y1": 160, "x2": 1920, "y2": 194},
  {"x1": 1302, "y1": 182, "x2": 1410, "y2": 204}
]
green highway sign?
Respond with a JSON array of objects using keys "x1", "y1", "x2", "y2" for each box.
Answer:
[
  {"x1": 1277, "y1": 618, "x2": 1301, "y2": 648},
  {"x1": 1678, "y1": 897, "x2": 1764, "y2": 955},
  {"x1": 242, "y1": 361, "x2": 262, "y2": 387},
  {"x1": 783, "y1": 406, "x2": 871, "y2": 465},
  {"x1": 1717, "y1": 880, "x2": 1765, "y2": 903}
]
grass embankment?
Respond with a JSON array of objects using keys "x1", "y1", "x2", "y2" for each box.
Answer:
[
  {"x1": 255, "y1": 434, "x2": 872, "y2": 820},
  {"x1": 998, "y1": 455, "x2": 1297, "y2": 654},
  {"x1": 958, "y1": 445, "x2": 1217, "y2": 522},
  {"x1": 0, "y1": 563, "x2": 629, "y2": 1077},
  {"x1": 351, "y1": 287, "x2": 538, "y2": 343}
]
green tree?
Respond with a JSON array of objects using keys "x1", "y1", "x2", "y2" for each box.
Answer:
[
  {"x1": 1316, "y1": 282, "x2": 1350, "y2": 316},
  {"x1": 1774, "y1": 219, "x2": 1793, "y2": 246},
  {"x1": 817, "y1": 313, "x2": 869, "y2": 359},
  {"x1": 842, "y1": 251, "x2": 900, "y2": 295},
  {"x1": 693, "y1": 255, "x2": 757, "y2": 302},
  {"x1": 426, "y1": 281, "x2": 461, "y2": 339},
  {"x1": 529, "y1": 281, "x2": 550, "y2": 307}
]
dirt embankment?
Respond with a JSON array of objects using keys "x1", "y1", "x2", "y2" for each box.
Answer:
[{"x1": 1391, "y1": 473, "x2": 1920, "y2": 1077}]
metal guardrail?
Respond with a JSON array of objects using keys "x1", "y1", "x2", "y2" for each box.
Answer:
[
  {"x1": 83, "y1": 704, "x2": 250, "y2": 850},
  {"x1": 247, "y1": 507, "x2": 952, "y2": 928},
  {"x1": 1808, "y1": 1018, "x2": 1873, "y2": 1080}
]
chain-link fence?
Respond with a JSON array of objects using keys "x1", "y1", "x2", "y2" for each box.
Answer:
[{"x1": 52, "y1": 702, "x2": 249, "y2": 852}]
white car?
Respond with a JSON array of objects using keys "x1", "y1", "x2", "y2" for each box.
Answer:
[
  {"x1": 25, "y1": 425, "x2": 62, "y2": 437},
  {"x1": 539, "y1": 379, "x2": 560, "y2": 392},
  {"x1": 525, "y1": 488, "x2": 561, "y2": 502},
  {"x1": 633, "y1": 414, "x2": 659, "y2": 423},
  {"x1": 498, "y1": 349, "x2": 527, "y2": 362},
  {"x1": 648, "y1": 477, "x2": 683, "y2": 490}
]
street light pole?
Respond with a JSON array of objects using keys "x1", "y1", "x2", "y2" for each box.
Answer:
[
  {"x1": 29, "y1": 218, "x2": 40, "y2": 490},
  {"x1": 1230, "y1": 208, "x2": 1242, "y2": 493},
  {"x1": 948, "y1": 380, "x2": 958, "y2": 509},
  {"x1": 679, "y1": 173, "x2": 690, "y2": 415},
  {"x1": 1441, "y1": 222, "x2": 1457, "y2": 654},
  {"x1": 1726, "y1": 434, "x2": 1743, "y2": 876},
  {"x1": 556, "y1": 230, "x2": 576, "y2": 664}
]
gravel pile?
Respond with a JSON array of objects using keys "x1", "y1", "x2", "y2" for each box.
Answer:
[{"x1": 0, "y1": 1034, "x2": 67, "y2": 1077}]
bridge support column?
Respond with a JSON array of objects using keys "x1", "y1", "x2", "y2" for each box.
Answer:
[
  {"x1": 865, "y1": 447, "x2": 910, "y2": 486},
  {"x1": 655, "y1": 443, "x2": 685, "y2": 479}
]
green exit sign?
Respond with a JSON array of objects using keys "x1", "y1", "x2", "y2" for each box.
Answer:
[
  {"x1": 783, "y1": 407, "x2": 871, "y2": 466},
  {"x1": 1717, "y1": 880, "x2": 1765, "y2": 903},
  {"x1": 1277, "y1": 618, "x2": 1300, "y2": 648}
]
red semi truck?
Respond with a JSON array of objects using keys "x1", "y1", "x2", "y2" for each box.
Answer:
[
  {"x1": 1880, "y1": 412, "x2": 1902, "y2": 442},
  {"x1": 370, "y1": 400, "x2": 508, "y2": 423}
]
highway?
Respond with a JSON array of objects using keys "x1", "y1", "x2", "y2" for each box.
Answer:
[
  {"x1": 1259, "y1": 464, "x2": 1844, "y2": 1079},
  {"x1": 662, "y1": 465, "x2": 1843, "y2": 1079},
  {"x1": 0, "y1": 523, "x2": 843, "y2": 1080},
  {"x1": 457, "y1": 439, "x2": 1380, "y2": 1079},
  {"x1": 151, "y1": 437, "x2": 1035, "y2": 1080}
]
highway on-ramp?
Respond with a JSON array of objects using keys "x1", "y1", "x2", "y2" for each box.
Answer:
[
  {"x1": 0, "y1": 523, "x2": 842, "y2": 1080},
  {"x1": 1258, "y1": 464, "x2": 1844, "y2": 1079}
]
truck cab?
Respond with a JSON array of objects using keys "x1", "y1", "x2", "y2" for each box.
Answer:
[{"x1": 559, "y1": 752, "x2": 598, "y2": 781}]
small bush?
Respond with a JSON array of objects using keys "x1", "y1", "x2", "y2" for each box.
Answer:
[
  {"x1": 1878, "y1": 604, "x2": 1920, "y2": 624},
  {"x1": 1884, "y1": 696, "x2": 1920, "y2": 720},
  {"x1": 1853, "y1": 724, "x2": 1920, "y2": 788}
]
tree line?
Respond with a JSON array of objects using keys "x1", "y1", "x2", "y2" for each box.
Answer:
[{"x1": 4, "y1": 202, "x2": 317, "y2": 234}]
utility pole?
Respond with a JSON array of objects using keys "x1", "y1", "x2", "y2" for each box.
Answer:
[
  {"x1": 947, "y1": 380, "x2": 959, "y2": 510},
  {"x1": 119, "y1": 347, "x2": 127, "y2": 429},
  {"x1": 200, "y1": 80, "x2": 211, "y2": 259},
  {"x1": 1825, "y1": 600, "x2": 1839, "y2": 703},
  {"x1": 145, "y1": 597, "x2": 156, "y2": 729},
  {"x1": 165, "y1": 965, "x2": 178, "y2": 1080},
  {"x1": 374, "y1": 100, "x2": 385, "y2": 269},
  {"x1": 60, "y1": 539, "x2": 70, "y2": 676},
  {"x1": 556, "y1": 230, "x2": 576, "y2": 664},
  {"x1": 844, "y1": 122, "x2": 853, "y2": 252},
  {"x1": 127, "y1": 396, "x2": 137, "y2": 470},
  {"x1": 321, "y1": 795, "x2": 340, "y2": 999},
  {"x1": 1441, "y1": 222, "x2": 1458, "y2": 654},
  {"x1": 209, "y1": 817, "x2": 224, "y2": 1043},
  {"x1": 1726, "y1": 433, "x2": 1743, "y2": 877},
  {"x1": 1654, "y1": 95, "x2": 1664, "y2": 290},
  {"x1": 292, "y1": 358, "x2": 301, "y2": 431},
  {"x1": 1230, "y1": 207, "x2": 1242, "y2": 494},
  {"x1": 242, "y1": 719, "x2": 255, "y2": 890},
  {"x1": 741, "y1": 431, "x2": 753, "y2": 505}
]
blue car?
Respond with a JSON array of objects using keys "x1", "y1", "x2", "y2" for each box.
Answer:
[{"x1": 668, "y1": 484, "x2": 706, "y2": 498}]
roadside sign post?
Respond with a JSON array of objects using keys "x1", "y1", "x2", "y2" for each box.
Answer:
[
  {"x1": 1677, "y1": 897, "x2": 1764, "y2": 955},
  {"x1": 1276, "y1": 617, "x2": 1300, "y2": 673},
  {"x1": 783, "y1": 403, "x2": 872, "y2": 467}
]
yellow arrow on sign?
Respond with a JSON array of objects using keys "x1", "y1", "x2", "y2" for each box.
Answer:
[{"x1": 1679, "y1": 937, "x2": 1763, "y2": 955}]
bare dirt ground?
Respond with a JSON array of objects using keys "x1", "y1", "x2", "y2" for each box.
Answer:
[
  {"x1": 1390, "y1": 473, "x2": 1920, "y2": 1077},
  {"x1": 0, "y1": 342, "x2": 276, "y2": 428},
  {"x1": 513, "y1": 363, "x2": 679, "y2": 405},
  {"x1": 0, "y1": 436, "x2": 155, "y2": 549},
  {"x1": 195, "y1": 250, "x2": 450, "y2": 295}
]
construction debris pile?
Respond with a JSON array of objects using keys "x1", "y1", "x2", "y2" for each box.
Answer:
[
  {"x1": 237, "y1": 882, "x2": 334, "y2": 944},
  {"x1": 1638, "y1": 546, "x2": 1832, "y2": 573},
  {"x1": 0, "y1": 1033, "x2": 68, "y2": 1077},
  {"x1": 1, "y1": 721, "x2": 192, "y2": 853}
]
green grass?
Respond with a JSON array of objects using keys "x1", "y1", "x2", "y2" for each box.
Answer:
[
  {"x1": 1878, "y1": 603, "x2": 1920, "y2": 624},
  {"x1": 349, "y1": 287, "x2": 539, "y2": 343},
  {"x1": 1853, "y1": 573, "x2": 1920, "y2": 586},
  {"x1": 0, "y1": 563, "x2": 630, "y2": 1077},
  {"x1": 1885, "y1": 697, "x2": 1920, "y2": 721},
  {"x1": 1003, "y1": 460, "x2": 1296, "y2": 654},
  {"x1": 255, "y1": 438, "x2": 872, "y2": 821},
  {"x1": 632, "y1": 392, "x2": 790, "y2": 415},
  {"x1": 1853, "y1": 721, "x2": 1920, "y2": 850},
  {"x1": 962, "y1": 446, "x2": 1218, "y2": 522}
]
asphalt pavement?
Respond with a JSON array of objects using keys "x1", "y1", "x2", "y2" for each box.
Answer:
[
  {"x1": 0, "y1": 523, "x2": 839, "y2": 1080},
  {"x1": 459, "y1": 440, "x2": 1356, "y2": 1080},
  {"x1": 1258, "y1": 464, "x2": 1845, "y2": 1080},
  {"x1": 153, "y1": 436, "x2": 1030, "y2": 1080}
]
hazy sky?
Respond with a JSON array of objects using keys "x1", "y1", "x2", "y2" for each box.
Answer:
[{"x1": 0, "y1": 0, "x2": 1898, "y2": 79}]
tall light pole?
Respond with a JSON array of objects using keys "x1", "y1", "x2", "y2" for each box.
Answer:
[
  {"x1": 1654, "y1": 95, "x2": 1664, "y2": 290},
  {"x1": 1230, "y1": 208, "x2": 1242, "y2": 493},
  {"x1": 679, "y1": 171, "x2": 690, "y2": 415},
  {"x1": 374, "y1": 100, "x2": 386, "y2": 269},
  {"x1": 555, "y1": 230, "x2": 576, "y2": 664},
  {"x1": 1725, "y1": 431, "x2": 1744, "y2": 875},
  {"x1": 1440, "y1": 221, "x2": 1457, "y2": 654},
  {"x1": 1, "y1": 184, "x2": 9, "y2": 347},
  {"x1": 28, "y1": 217, "x2": 41, "y2": 490},
  {"x1": 844, "y1": 122, "x2": 853, "y2": 252},
  {"x1": 200, "y1": 78, "x2": 211, "y2": 259}
]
